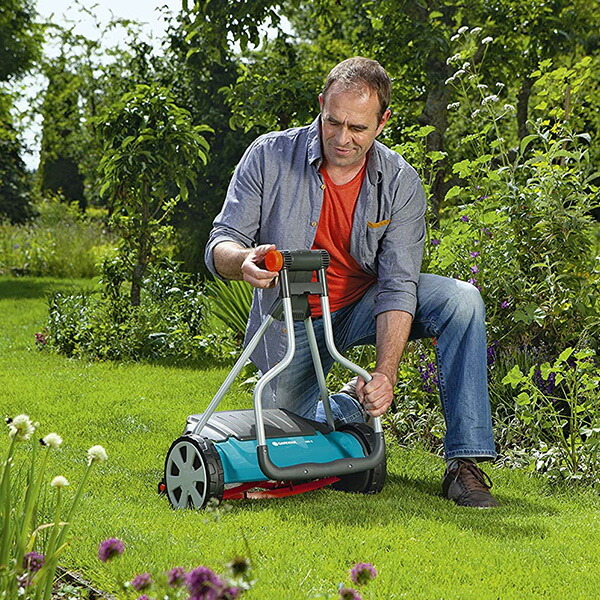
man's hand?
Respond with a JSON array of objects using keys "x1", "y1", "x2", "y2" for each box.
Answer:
[
  {"x1": 355, "y1": 371, "x2": 395, "y2": 417},
  {"x1": 241, "y1": 244, "x2": 279, "y2": 288}
]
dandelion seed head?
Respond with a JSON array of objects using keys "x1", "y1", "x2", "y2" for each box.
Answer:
[
  {"x1": 42, "y1": 433, "x2": 62, "y2": 449},
  {"x1": 50, "y1": 475, "x2": 69, "y2": 489},
  {"x1": 8, "y1": 414, "x2": 35, "y2": 441},
  {"x1": 87, "y1": 445, "x2": 108, "y2": 464}
]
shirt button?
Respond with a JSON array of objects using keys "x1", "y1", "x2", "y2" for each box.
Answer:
[
  {"x1": 282, "y1": 328, "x2": 287, "y2": 334},
  {"x1": 311, "y1": 221, "x2": 317, "y2": 227},
  {"x1": 320, "y1": 184, "x2": 326, "y2": 190}
]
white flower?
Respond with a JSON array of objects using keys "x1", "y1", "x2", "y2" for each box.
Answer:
[
  {"x1": 482, "y1": 36, "x2": 494, "y2": 44},
  {"x1": 477, "y1": 83, "x2": 488, "y2": 90},
  {"x1": 447, "y1": 102, "x2": 461, "y2": 110},
  {"x1": 471, "y1": 27, "x2": 482, "y2": 34},
  {"x1": 50, "y1": 476, "x2": 69, "y2": 489},
  {"x1": 453, "y1": 69, "x2": 466, "y2": 78},
  {"x1": 42, "y1": 433, "x2": 62, "y2": 449},
  {"x1": 87, "y1": 445, "x2": 108, "y2": 464},
  {"x1": 482, "y1": 95, "x2": 500, "y2": 105},
  {"x1": 445, "y1": 76, "x2": 455, "y2": 85},
  {"x1": 7, "y1": 415, "x2": 35, "y2": 442},
  {"x1": 446, "y1": 53, "x2": 462, "y2": 65},
  {"x1": 472, "y1": 109, "x2": 481, "y2": 118},
  {"x1": 462, "y1": 62, "x2": 471, "y2": 69},
  {"x1": 458, "y1": 26, "x2": 469, "y2": 34},
  {"x1": 496, "y1": 82, "x2": 506, "y2": 88},
  {"x1": 503, "y1": 104, "x2": 515, "y2": 112},
  {"x1": 451, "y1": 34, "x2": 460, "y2": 42}
]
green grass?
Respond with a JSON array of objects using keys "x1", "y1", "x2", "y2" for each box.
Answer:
[{"x1": 2, "y1": 276, "x2": 600, "y2": 599}]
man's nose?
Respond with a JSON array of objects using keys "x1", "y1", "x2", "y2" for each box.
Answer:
[{"x1": 335, "y1": 126, "x2": 351, "y2": 146}]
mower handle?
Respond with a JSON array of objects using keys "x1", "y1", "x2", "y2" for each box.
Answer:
[{"x1": 256, "y1": 431, "x2": 385, "y2": 481}]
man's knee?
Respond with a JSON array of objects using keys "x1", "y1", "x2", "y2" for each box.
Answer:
[{"x1": 450, "y1": 279, "x2": 486, "y2": 323}]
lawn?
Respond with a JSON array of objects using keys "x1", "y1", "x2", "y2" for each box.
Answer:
[{"x1": 2, "y1": 276, "x2": 600, "y2": 599}]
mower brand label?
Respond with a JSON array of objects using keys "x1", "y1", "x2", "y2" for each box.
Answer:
[{"x1": 271, "y1": 439, "x2": 313, "y2": 447}]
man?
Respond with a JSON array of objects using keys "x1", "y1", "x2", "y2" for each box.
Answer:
[{"x1": 205, "y1": 57, "x2": 498, "y2": 508}]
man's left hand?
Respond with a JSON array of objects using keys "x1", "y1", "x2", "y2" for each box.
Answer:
[{"x1": 355, "y1": 372, "x2": 394, "y2": 417}]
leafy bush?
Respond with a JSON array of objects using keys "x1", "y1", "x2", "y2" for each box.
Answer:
[
  {"x1": 0, "y1": 195, "x2": 115, "y2": 278},
  {"x1": 45, "y1": 258, "x2": 236, "y2": 363}
]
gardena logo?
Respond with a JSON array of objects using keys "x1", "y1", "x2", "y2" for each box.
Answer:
[{"x1": 271, "y1": 440, "x2": 297, "y2": 447}]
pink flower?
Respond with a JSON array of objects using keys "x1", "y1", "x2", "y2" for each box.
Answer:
[
  {"x1": 98, "y1": 538, "x2": 124, "y2": 562},
  {"x1": 350, "y1": 562, "x2": 377, "y2": 585}
]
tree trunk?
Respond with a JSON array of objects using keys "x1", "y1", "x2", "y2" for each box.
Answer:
[
  {"x1": 517, "y1": 76, "x2": 534, "y2": 140},
  {"x1": 417, "y1": 83, "x2": 451, "y2": 225},
  {"x1": 130, "y1": 197, "x2": 150, "y2": 307}
]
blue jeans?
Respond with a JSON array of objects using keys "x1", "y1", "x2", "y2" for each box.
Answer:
[{"x1": 264, "y1": 274, "x2": 496, "y2": 461}]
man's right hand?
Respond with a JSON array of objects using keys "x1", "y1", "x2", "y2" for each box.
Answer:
[{"x1": 241, "y1": 244, "x2": 279, "y2": 288}]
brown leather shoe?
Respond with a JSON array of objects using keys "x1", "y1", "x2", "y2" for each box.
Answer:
[{"x1": 442, "y1": 459, "x2": 499, "y2": 508}]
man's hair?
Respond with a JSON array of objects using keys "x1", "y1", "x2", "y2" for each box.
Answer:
[{"x1": 322, "y1": 57, "x2": 391, "y2": 121}]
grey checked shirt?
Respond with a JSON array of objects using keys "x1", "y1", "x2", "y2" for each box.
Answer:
[{"x1": 205, "y1": 117, "x2": 426, "y2": 372}]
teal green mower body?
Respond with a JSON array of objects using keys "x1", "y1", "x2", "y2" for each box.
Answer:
[{"x1": 159, "y1": 250, "x2": 387, "y2": 509}]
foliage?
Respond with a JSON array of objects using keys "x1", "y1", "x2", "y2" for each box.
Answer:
[
  {"x1": 0, "y1": 195, "x2": 114, "y2": 278},
  {"x1": 0, "y1": 0, "x2": 42, "y2": 82},
  {"x1": 44, "y1": 258, "x2": 235, "y2": 363},
  {"x1": 0, "y1": 106, "x2": 33, "y2": 224},
  {"x1": 204, "y1": 279, "x2": 253, "y2": 341},
  {"x1": 97, "y1": 83, "x2": 211, "y2": 306},
  {"x1": 502, "y1": 348, "x2": 600, "y2": 482},
  {"x1": 0, "y1": 415, "x2": 107, "y2": 600}
]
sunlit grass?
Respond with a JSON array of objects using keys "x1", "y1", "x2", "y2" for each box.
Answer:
[{"x1": 2, "y1": 277, "x2": 600, "y2": 599}]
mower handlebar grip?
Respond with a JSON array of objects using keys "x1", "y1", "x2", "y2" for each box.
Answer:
[
  {"x1": 265, "y1": 249, "x2": 330, "y2": 272},
  {"x1": 256, "y1": 431, "x2": 385, "y2": 482}
]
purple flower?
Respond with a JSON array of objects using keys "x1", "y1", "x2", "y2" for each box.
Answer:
[
  {"x1": 350, "y1": 562, "x2": 377, "y2": 585},
  {"x1": 487, "y1": 341, "x2": 498, "y2": 367},
  {"x1": 166, "y1": 567, "x2": 186, "y2": 587},
  {"x1": 467, "y1": 278, "x2": 480, "y2": 289},
  {"x1": 501, "y1": 300, "x2": 510, "y2": 309},
  {"x1": 186, "y1": 566, "x2": 223, "y2": 600},
  {"x1": 339, "y1": 588, "x2": 363, "y2": 600},
  {"x1": 23, "y1": 552, "x2": 44, "y2": 573},
  {"x1": 136, "y1": 596, "x2": 153, "y2": 600},
  {"x1": 481, "y1": 227, "x2": 493, "y2": 238},
  {"x1": 470, "y1": 265, "x2": 479, "y2": 274},
  {"x1": 460, "y1": 215, "x2": 470, "y2": 222},
  {"x1": 131, "y1": 573, "x2": 152, "y2": 591},
  {"x1": 220, "y1": 586, "x2": 242, "y2": 599},
  {"x1": 98, "y1": 538, "x2": 124, "y2": 562},
  {"x1": 431, "y1": 238, "x2": 441, "y2": 246},
  {"x1": 34, "y1": 333, "x2": 47, "y2": 346},
  {"x1": 469, "y1": 251, "x2": 480, "y2": 258}
]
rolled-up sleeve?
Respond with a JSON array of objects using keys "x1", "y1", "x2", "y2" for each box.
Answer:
[
  {"x1": 204, "y1": 138, "x2": 266, "y2": 279},
  {"x1": 374, "y1": 174, "x2": 426, "y2": 317}
]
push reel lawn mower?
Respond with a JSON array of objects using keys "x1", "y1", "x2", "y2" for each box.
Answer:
[{"x1": 159, "y1": 249, "x2": 386, "y2": 509}]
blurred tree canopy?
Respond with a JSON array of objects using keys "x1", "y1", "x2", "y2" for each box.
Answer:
[{"x1": 3, "y1": 0, "x2": 599, "y2": 264}]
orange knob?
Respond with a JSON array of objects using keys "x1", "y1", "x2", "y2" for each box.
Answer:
[{"x1": 265, "y1": 250, "x2": 284, "y2": 272}]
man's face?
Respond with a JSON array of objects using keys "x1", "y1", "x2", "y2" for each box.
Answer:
[{"x1": 319, "y1": 82, "x2": 391, "y2": 172}]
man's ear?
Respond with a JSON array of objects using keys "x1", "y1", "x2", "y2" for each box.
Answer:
[
  {"x1": 377, "y1": 108, "x2": 392, "y2": 135},
  {"x1": 318, "y1": 93, "x2": 324, "y2": 110}
]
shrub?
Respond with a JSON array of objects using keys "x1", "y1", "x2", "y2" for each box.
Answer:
[
  {"x1": 45, "y1": 258, "x2": 236, "y2": 363},
  {"x1": 0, "y1": 195, "x2": 115, "y2": 278}
]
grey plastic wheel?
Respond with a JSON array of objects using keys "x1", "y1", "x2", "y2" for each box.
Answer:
[{"x1": 164, "y1": 435, "x2": 224, "y2": 509}]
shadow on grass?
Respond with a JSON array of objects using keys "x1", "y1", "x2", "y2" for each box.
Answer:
[
  {"x1": 212, "y1": 468, "x2": 558, "y2": 543},
  {"x1": 0, "y1": 277, "x2": 96, "y2": 300}
]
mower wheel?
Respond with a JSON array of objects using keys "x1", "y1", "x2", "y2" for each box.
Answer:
[
  {"x1": 331, "y1": 423, "x2": 386, "y2": 494},
  {"x1": 164, "y1": 435, "x2": 224, "y2": 509}
]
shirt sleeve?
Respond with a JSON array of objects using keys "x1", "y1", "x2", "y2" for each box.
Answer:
[
  {"x1": 204, "y1": 137, "x2": 266, "y2": 279},
  {"x1": 374, "y1": 171, "x2": 427, "y2": 317}
]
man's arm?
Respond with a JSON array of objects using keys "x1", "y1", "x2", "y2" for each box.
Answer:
[
  {"x1": 213, "y1": 241, "x2": 279, "y2": 289},
  {"x1": 356, "y1": 309, "x2": 413, "y2": 417}
]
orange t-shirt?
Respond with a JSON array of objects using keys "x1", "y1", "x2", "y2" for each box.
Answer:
[{"x1": 309, "y1": 164, "x2": 376, "y2": 317}]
